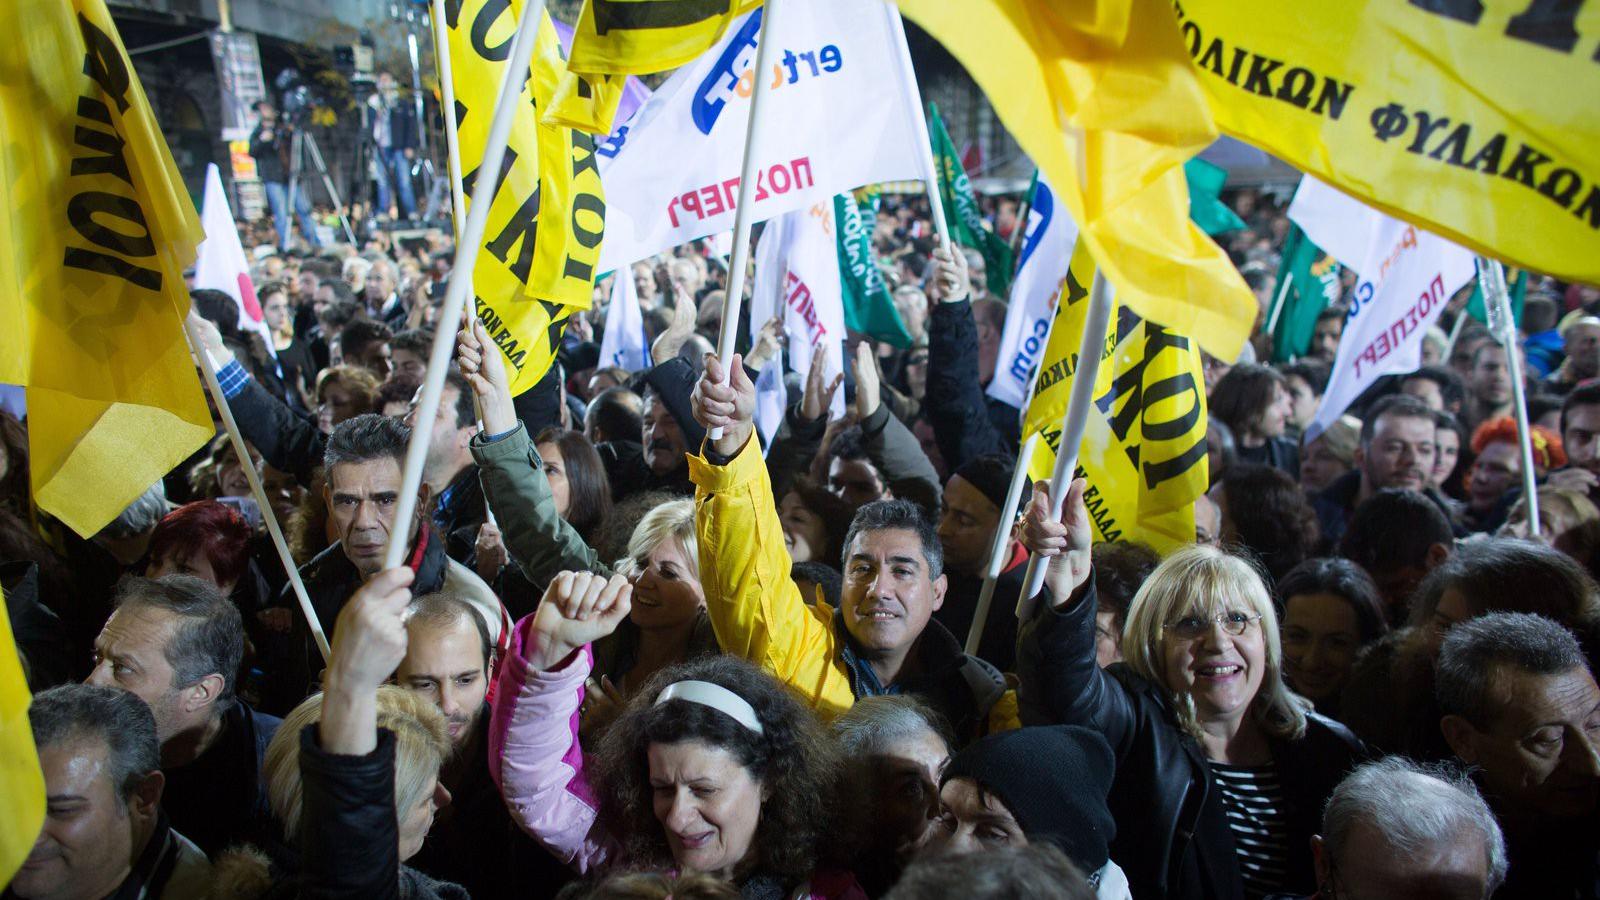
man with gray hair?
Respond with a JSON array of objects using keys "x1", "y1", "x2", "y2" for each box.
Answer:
[
  {"x1": 85, "y1": 574, "x2": 280, "y2": 857},
  {"x1": 1296, "y1": 757, "x2": 1506, "y2": 900},
  {"x1": 11, "y1": 684, "x2": 209, "y2": 900},
  {"x1": 1436, "y1": 612, "x2": 1600, "y2": 900}
]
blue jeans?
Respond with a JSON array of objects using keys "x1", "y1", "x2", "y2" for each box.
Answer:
[
  {"x1": 375, "y1": 147, "x2": 417, "y2": 219},
  {"x1": 263, "y1": 180, "x2": 320, "y2": 251}
]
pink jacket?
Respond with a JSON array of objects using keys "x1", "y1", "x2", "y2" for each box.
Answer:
[{"x1": 488, "y1": 613, "x2": 866, "y2": 899}]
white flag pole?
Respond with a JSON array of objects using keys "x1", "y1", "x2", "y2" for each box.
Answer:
[
  {"x1": 965, "y1": 432, "x2": 1038, "y2": 656},
  {"x1": 883, "y1": 3, "x2": 951, "y2": 248},
  {"x1": 709, "y1": 0, "x2": 784, "y2": 443},
  {"x1": 1016, "y1": 273, "x2": 1114, "y2": 620},
  {"x1": 431, "y1": 0, "x2": 468, "y2": 234},
  {"x1": 185, "y1": 322, "x2": 330, "y2": 662},
  {"x1": 385, "y1": 0, "x2": 545, "y2": 570},
  {"x1": 1478, "y1": 257, "x2": 1540, "y2": 537}
]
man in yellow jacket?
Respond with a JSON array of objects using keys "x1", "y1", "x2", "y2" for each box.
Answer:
[{"x1": 689, "y1": 351, "x2": 1018, "y2": 744}]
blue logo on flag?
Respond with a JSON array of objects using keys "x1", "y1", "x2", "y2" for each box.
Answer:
[
  {"x1": 1017, "y1": 180, "x2": 1054, "y2": 273},
  {"x1": 691, "y1": 9, "x2": 762, "y2": 136}
]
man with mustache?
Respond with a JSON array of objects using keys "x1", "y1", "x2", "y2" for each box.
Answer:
[
  {"x1": 690, "y1": 353, "x2": 1016, "y2": 746},
  {"x1": 397, "y1": 594, "x2": 570, "y2": 897},
  {"x1": 1311, "y1": 395, "x2": 1440, "y2": 548}
]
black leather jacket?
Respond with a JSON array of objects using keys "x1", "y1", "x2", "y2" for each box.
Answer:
[{"x1": 1018, "y1": 578, "x2": 1366, "y2": 900}]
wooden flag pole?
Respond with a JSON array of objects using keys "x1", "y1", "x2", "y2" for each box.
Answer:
[
  {"x1": 965, "y1": 432, "x2": 1038, "y2": 656},
  {"x1": 385, "y1": 0, "x2": 545, "y2": 570},
  {"x1": 1016, "y1": 272, "x2": 1114, "y2": 620},
  {"x1": 1478, "y1": 256, "x2": 1540, "y2": 537},
  {"x1": 185, "y1": 321, "x2": 329, "y2": 661},
  {"x1": 709, "y1": 0, "x2": 784, "y2": 443}
]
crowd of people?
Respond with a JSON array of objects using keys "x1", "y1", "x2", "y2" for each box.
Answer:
[{"x1": 3, "y1": 180, "x2": 1598, "y2": 900}]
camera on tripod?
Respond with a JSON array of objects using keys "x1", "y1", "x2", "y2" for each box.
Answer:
[{"x1": 273, "y1": 69, "x2": 324, "y2": 128}]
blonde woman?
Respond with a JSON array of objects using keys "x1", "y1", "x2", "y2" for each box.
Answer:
[{"x1": 1016, "y1": 478, "x2": 1365, "y2": 900}]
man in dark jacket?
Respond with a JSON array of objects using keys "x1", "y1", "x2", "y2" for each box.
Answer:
[
  {"x1": 266, "y1": 414, "x2": 503, "y2": 711},
  {"x1": 84, "y1": 575, "x2": 281, "y2": 857},
  {"x1": 1312, "y1": 394, "x2": 1440, "y2": 548},
  {"x1": 397, "y1": 594, "x2": 571, "y2": 898},
  {"x1": 249, "y1": 100, "x2": 319, "y2": 251},
  {"x1": 601, "y1": 357, "x2": 703, "y2": 500},
  {"x1": 932, "y1": 453, "x2": 1028, "y2": 672},
  {"x1": 926, "y1": 245, "x2": 1023, "y2": 470}
]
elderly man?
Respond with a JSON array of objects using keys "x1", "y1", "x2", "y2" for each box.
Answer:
[
  {"x1": 1437, "y1": 612, "x2": 1600, "y2": 900},
  {"x1": 1299, "y1": 757, "x2": 1506, "y2": 900},
  {"x1": 11, "y1": 685, "x2": 211, "y2": 900},
  {"x1": 84, "y1": 575, "x2": 279, "y2": 857}
]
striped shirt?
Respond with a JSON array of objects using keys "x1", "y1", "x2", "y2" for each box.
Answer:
[{"x1": 1210, "y1": 761, "x2": 1292, "y2": 899}]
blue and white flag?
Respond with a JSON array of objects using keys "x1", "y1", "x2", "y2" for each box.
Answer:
[
  {"x1": 594, "y1": 0, "x2": 927, "y2": 271},
  {"x1": 598, "y1": 268, "x2": 648, "y2": 372},
  {"x1": 986, "y1": 174, "x2": 1079, "y2": 409}
]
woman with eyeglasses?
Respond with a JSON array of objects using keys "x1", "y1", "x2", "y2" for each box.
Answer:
[{"x1": 1015, "y1": 478, "x2": 1366, "y2": 900}]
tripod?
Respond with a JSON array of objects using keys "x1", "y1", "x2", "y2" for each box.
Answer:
[{"x1": 285, "y1": 125, "x2": 357, "y2": 247}]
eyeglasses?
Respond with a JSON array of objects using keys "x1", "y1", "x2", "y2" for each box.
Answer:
[{"x1": 1163, "y1": 611, "x2": 1262, "y2": 640}]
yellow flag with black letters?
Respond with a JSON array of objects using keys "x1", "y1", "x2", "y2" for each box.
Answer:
[
  {"x1": 0, "y1": 0, "x2": 213, "y2": 537},
  {"x1": 567, "y1": 0, "x2": 760, "y2": 75},
  {"x1": 1022, "y1": 242, "x2": 1208, "y2": 554},
  {"x1": 1173, "y1": 0, "x2": 1600, "y2": 285},
  {"x1": 443, "y1": 0, "x2": 606, "y2": 396},
  {"x1": 0, "y1": 585, "x2": 44, "y2": 885}
]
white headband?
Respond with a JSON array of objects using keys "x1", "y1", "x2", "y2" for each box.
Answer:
[{"x1": 654, "y1": 680, "x2": 765, "y2": 735}]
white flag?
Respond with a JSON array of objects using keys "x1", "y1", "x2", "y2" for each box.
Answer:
[
  {"x1": 987, "y1": 174, "x2": 1079, "y2": 409},
  {"x1": 1290, "y1": 178, "x2": 1476, "y2": 440},
  {"x1": 598, "y1": 270, "x2": 649, "y2": 372},
  {"x1": 750, "y1": 206, "x2": 847, "y2": 421},
  {"x1": 595, "y1": 1, "x2": 925, "y2": 271},
  {"x1": 754, "y1": 357, "x2": 786, "y2": 454},
  {"x1": 193, "y1": 164, "x2": 274, "y2": 355}
]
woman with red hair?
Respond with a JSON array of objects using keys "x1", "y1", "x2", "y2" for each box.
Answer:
[
  {"x1": 145, "y1": 500, "x2": 256, "y2": 597},
  {"x1": 1464, "y1": 415, "x2": 1566, "y2": 533}
]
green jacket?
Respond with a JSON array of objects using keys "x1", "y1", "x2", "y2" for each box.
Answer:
[{"x1": 470, "y1": 423, "x2": 608, "y2": 591}]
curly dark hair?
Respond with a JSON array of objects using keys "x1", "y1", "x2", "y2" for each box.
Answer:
[
  {"x1": 1219, "y1": 464, "x2": 1321, "y2": 584},
  {"x1": 593, "y1": 655, "x2": 839, "y2": 882}
]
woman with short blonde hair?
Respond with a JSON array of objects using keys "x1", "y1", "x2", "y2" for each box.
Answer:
[{"x1": 1016, "y1": 483, "x2": 1365, "y2": 900}]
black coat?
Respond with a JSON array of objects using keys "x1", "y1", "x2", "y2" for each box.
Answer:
[
  {"x1": 926, "y1": 298, "x2": 1022, "y2": 471},
  {"x1": 1018, "y1": 579, "x2": 1366, "y2": 900},
  {"x1": 163, "y1": 700, "x2": 281, "y2": 858}
]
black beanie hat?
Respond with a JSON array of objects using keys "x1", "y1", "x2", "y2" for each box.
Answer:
[
  {"x1": 637, "y1": 356, "x2": 708, "y2": 450},
  {"x1": 941, "y1": 725, "x2": 1117, "y2": 873},
  {"x1": 952, "y1": 453, "x2": 1021, "y2": 512}
]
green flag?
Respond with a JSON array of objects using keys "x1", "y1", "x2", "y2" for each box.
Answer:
[
  {"x1": 835, "y1": 188, "x2": 914, "y2": 348},
  {"x1": 1270, "y1": 224, "x2": 1343, "y2": 362},
  {"x1": 1465, "y1": 268, "x2": 1529, "y2": 328},
  {"x1": 1185, "y1": 157, "x2": 1247, "y2": 236},
  {"x1": 928, "y1": 103, "x2": 1013, "y2": 298}
]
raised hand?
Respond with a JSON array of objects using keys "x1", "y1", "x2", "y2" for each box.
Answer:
[
  {"x1": 457, "y1": 316, "x2": 515, "y2": 435},
  {"x1": 692, "y1": 352, "x2": 757, "y2": 457},
  {"x1": 1020, "y1": 477, "x2": 1094, "y2": 606},
  {"x1": 474, "y1": 521, "x2": 509, "y2": 583},
  {"x1": 799, "y1": 343, "x2": 845, "y2": 424},
  {"x1": 186, "y1": 310, "x2": 235, "y2": 368},
  {"x1": 851, "y1": 341, "x2": 882, "y2": 421},
  {"x1": 928, "y1": 242, "x2": 970, "y2": 305},
  {"x1": 527, "y1": 571, "x2": 634, "y2": 671},
  {"x1": 745, "y1": 314, "x2": 786, "y2": 372},
  {"x1": 321, "y1": 566, "x2": 416, "y2": 754},
  {"x1": 651, "y1": 293, "x2": 699, "y2": 364}
]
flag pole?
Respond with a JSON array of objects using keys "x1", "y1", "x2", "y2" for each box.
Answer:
[
  {"x1": 385, "y1": 0, "x2": 545, "y2": 570},
  {"x1": 965, "y1": 432, "x2": 1038, "y2": 655},
  {"x1": 884, "y1": 4, "x2": 952, "y2": 248},
  {"x1": 1263, "y1": 265, "x2": 1294, "y2": 340},
  {"x1": 709, "y1": 0, "x2": 784, "y2": 443},
  {"x1": 1443, "y1": 304, "x2": 1471, "y2": 358},
  {"x1": 431, "y1": 0, "x2": 468, "y2": 233},
  {"x1": 1016, "y1": 272, "x2": 1114, "y2": 620},
  {"x1": 1479, "y1": 256, "x2": 1540, "y2": 537},
  {"x1": 184, "y1": 322, "x2": 330, "y2": 662}
]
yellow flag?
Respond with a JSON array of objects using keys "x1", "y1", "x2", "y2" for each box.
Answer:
[
  {"x1": 444, "y1": 0, "x2": 606, "y2": 395},
  {"x1": 0, "y1": 0, "x2": 213, "y2": 537},
  {"x1": 0, "y1": 586, "x2": 44, "y2": 884},
  {"x1": 1174, "y1": 2, "x2": 1600, "y2": 287},
  {"x1": 895, "y1": 0, "x2": 1257, "y2": 361},
  {"x1": 1023, "y1": 242, "x2": 1208, "y2": 553},
  {"x1": 568, "y1": 0, "x2": 760, "y2": 75},
  {"x1": 544, "y1": 70, "x2": 628, "y2": 135}
]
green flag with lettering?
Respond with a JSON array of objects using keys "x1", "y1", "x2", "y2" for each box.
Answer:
[
  {"x1": 1465, "y1": 268, "x2": 1528, "y2": 328},
  {"x1": 928, "y1": 103, "x2": 1012, "y2": 298},
  {"x1": 835, "y1": 188, "x2": 913, "y2": 348},
  {"x1": 1270, "y1": 224, "x2": 1343, "y2": 362}
]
